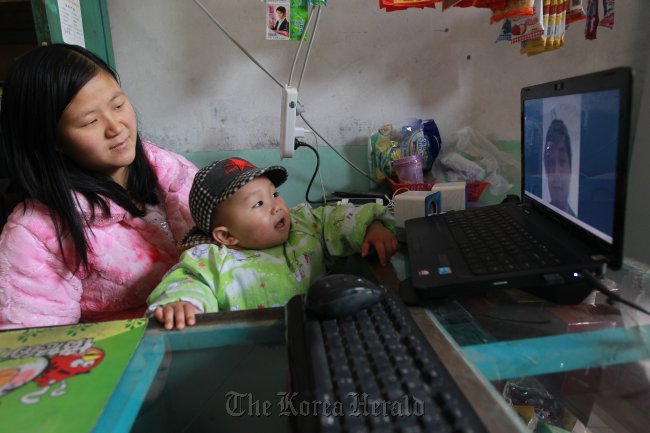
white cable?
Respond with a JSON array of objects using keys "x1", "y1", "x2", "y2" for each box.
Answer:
[
  {"x1": 193, "y1": 0, "x2": 284, "y2": 89},
  {"x1": 289, "y1": 7, "x2": 316, "y2": 87},
  {"x1": 387, "y1": 188, "x2": 410, "y2": 213},
  {"x1": 194, "y1": 0, "x2": 378, "y2": 189},
  {"x1": 297, "y1": 6, "x2": 323, "y2": 93}
]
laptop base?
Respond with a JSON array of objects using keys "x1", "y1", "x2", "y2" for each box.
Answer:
[
  {"x1": 521, "y1": 280, "x2": 595, "y2": 305},
  {"x1": 399, "y1": 277, "x2": 595, "y2": 306}
]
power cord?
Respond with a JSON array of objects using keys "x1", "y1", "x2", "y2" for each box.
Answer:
[
  {"x1": 294, "y1": 139, "x2": 324, "y2": 205},
  {"x1": 299, "y1": 114, "x2": 380, "y2": 186},
  {"x1": 581, "y1": 269, "x2": 650, "y2": 316}
]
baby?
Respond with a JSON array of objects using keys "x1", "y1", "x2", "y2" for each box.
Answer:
[{"x1": 148, "y1": 157, "x2": 397, "y2": 330}]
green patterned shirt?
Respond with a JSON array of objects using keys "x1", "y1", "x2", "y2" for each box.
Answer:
[{"x1": 147, "y1": 202, "x2": 394, "y2": 313}]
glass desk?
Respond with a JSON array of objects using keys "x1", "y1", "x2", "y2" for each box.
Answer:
[
  {"x1": 94, "y1": 253, "x2": 649, "y2": 433},
  {"x1": 389, "y1": 248, "x2": 650, "y2": 433}
]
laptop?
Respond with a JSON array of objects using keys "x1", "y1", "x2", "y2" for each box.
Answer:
[{"x1": 405, "y1": 67, "x2": 633, "y2": 301}]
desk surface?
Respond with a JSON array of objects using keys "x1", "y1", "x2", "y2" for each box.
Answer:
[
  {"x1": 105, "y1": 252, "x2": 650, "y2": 433},
  {"x1": 388, "y1": 248, "x2": 650, "y2": 433}
]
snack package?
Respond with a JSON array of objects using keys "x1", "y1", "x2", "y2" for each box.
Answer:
[
  {"x1": 290, "y1": 1, "x2": 308, "y2": 40},
  {"x1": 452, "y1": 0, "x2": 507, "y2": 9},
  {"x1": 490, "y1": 0, "x2": 536, "y2": 24},
  {"x1": 502, "y1": 379, "x2": 575, "y2": 432},
  {"x1": 510, "y1": 0, "x2": 544, "y2": 44},
  {"x1": 599, "y1": 0, "x2": 615, "y2": 29},
  {"x1": 567, "y1": 0, "x2": 587, "y2": 24},
  {"x1": 368, "y1": 124, "x2": 401, "y2": 182},
  {"x1": 585, "y1": 0, "x2": 599, "y2": 39},
  {"x1": 380, "y1": 0, "x2": 439, "y2": 12},
  {"x1": 520, "y1": 0, "x2": 566, "y2": 56},
  {"x1": 495, "y1": 18, "x2": 513, "y2": 43},
  {"x1": 548, "y1": 0, "x2": 567, "y2": 47},
  {"x1": 368, "y1": 118, "x2": 441, "y2": 182}
]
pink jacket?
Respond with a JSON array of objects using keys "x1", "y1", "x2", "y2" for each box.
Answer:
[{"x1": 0, "y1": 141, "x2": 198, "y2": 330}]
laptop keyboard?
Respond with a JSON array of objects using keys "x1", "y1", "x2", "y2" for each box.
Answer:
[
  {"x1": 444, "y1": 205, "x2": 561, "y2": 276},
  {"x1": 286, "y1": 288, "x2": 489, "y2": 433}
]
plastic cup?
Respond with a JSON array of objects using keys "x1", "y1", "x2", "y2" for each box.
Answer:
[{"x1": 392, "y1": 155, "x2": 424, "y2": 184}]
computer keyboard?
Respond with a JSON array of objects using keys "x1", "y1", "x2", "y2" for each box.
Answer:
[
  {"x1": 286, "y1": 287, "x2": 489, "y2": 433},
  {"x1": 444, "y1": 205, "x2": 561, "y2": 276}
]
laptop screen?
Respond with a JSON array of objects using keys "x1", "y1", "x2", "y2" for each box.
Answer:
[{"x1": 521, "y1": 67, "x2": 632, "y2": 268}]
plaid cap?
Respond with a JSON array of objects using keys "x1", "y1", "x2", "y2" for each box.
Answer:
[{"x1": 180, "y1": 157, "x2": 288, "y2": 248}]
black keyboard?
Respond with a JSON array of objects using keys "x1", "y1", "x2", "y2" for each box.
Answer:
[
  {"x1": 286, "y1": 287, "x2": 489, "y2": 433},
  {"x1": 443, "y1": 206, "x2": 561, "y2": 276}
]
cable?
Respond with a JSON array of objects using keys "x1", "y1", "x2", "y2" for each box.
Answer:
[
  {"x1": 288, "y1": 7, "x2": 316, "y2": 87},
  {"x1": 294, "y1": 140, "x2": 323, "y2": 204},
  {"x1": 296, "y1": 6, "x2": 323, "y2": 93},
  {"x1": 194, "y1": 1, "x2": 377, "y2": 188},
  {"x1": 580, "y1": 269, "x2": 650, "y2": 316},
  {"x1": 193, "y1": 0, "x2": 284, "y2": 89},
  {"x1": 300, "y1": 114, "x2": 380, "y2": 186}
]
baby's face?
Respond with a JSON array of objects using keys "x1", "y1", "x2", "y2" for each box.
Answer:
[{"x1": 217, "y1": 176, "x2": 291, "y2": 249}]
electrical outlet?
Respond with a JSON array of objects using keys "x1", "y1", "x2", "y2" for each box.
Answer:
[{"x1": 280, "y1": 85, "x2": 298, "y2": 159}]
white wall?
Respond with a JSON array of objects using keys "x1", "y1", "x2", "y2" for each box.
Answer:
[
  {"x1": 106, "y1": 1, "x2": 649, "y2": 154},
  {"x1": 106, "y1": 0, "x2": 650, "y2": 263}
]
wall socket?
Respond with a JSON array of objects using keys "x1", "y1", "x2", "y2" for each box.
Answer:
[{"x1": 280, "y1": 85, "x2": 298, "y2": 159}]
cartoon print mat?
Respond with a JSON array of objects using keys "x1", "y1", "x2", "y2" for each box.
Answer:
[{"x1": 0, "y1": 319, "x2": 147, "y2": 433}]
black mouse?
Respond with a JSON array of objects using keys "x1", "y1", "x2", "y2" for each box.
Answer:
[{"x1": 305, "y1": 274, "x2": 386, "y2": 319}]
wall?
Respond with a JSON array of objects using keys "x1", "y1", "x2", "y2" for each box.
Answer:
[
  {"x1": 106, "y1": 1, "x2": 649, "y2": 153},
  {"x1": 106, "y1": 1, "x2": 650, "y2": 262}
]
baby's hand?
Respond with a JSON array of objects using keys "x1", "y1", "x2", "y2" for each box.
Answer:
[
  {"x1": 153, "y1": 301, "x2": 201, "y2": 330},
  {"x1": 361, "y1": 221, "x2": 398, "y2": 266}
]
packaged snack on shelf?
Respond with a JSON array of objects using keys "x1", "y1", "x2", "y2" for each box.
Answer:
[
  {"x1": 567, "y1": 0, "x2": 587, "y2": 24},
  {"x1": 490, "y1": 0, "x2": 536, "y2": 24},
  {"x1": 510, "y1": 0, "x2": 544, "y2": 43},
  {"x1": 599, "y1": 0, "x2": 615, "y2": 29},
  {"x1": 368, "y1": 118, "x2": 441, "y2": 182}
]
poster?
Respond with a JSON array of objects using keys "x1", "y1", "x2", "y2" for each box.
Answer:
[
  {"x1": 266, "y1": 1, "x2": 291, "y2": 40},
  {"x1": 57, "y1": 0, "x2": 86, "y2": 47}
]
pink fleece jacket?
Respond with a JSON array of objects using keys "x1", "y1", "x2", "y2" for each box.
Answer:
[{"x1": 0, "y1": 140, "x2": 198, "y2": 330}]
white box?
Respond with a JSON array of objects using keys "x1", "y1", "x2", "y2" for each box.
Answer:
[
  {"x1": 431, "y1": 181, "x2": 466, "y2": 212},
  {"x1": 394, "y1": 191, "x2": 441, "y2": 228}
]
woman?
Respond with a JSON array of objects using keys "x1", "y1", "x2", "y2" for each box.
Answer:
[{"x1": 0, "y1": 44, "x2": 197, "y2": 329}]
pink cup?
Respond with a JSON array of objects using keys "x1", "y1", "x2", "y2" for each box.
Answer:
[{"x1": 392, "y1": 155, "x2": 423, "y2": 184}]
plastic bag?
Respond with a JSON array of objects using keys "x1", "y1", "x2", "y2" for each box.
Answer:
[
  {"x1": 502, "y1": 378, "x2": 572, "y2": 432},
  {"x1": 431, "y1": 126, "x2": 520, "y2": 196}
]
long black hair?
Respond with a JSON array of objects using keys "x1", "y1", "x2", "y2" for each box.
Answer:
[{"x1": 0, "y1": 44, "x2": 160, "y2": 271}]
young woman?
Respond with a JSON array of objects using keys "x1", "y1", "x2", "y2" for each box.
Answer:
[{"x1": 0, "y1": 44, "x2": 197, "y2": 329}]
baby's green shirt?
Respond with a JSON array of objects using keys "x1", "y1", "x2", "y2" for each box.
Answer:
[{"x1": 147, "y1": 202, "x2": 394, "y2": 313}]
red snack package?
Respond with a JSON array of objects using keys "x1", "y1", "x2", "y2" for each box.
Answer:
[{"x1": 491, "y1": 0, "x2": 536, "y2": 24}]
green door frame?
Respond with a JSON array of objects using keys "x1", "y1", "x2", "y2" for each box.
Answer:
[{"x1": 30, "y1": 0, "x2": 115, "y2": 69}]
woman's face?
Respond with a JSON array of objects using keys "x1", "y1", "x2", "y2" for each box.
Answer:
[{"x1": 57, "y1": 71, "x2": 137, "y2": 187}]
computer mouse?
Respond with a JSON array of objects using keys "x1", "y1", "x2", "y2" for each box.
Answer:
[{"x1": 305, "y1": 274, "x2": 386, "y2": 319}]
